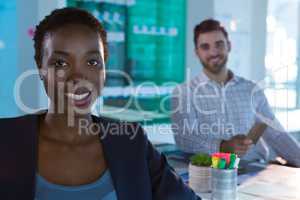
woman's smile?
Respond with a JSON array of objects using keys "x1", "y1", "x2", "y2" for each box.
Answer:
[{"x1": 65, "y1": 87, "x2": 93, "y2": 108}]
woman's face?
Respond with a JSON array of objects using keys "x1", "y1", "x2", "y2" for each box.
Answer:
[{"x1": 40, "y1": 24, "x2": 105, "y2": 114}]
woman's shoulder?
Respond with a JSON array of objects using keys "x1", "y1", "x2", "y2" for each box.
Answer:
[
  {"x1": 0, "y1": 109, "x2": 46, "y2": 123},
  {"x1": 0, "y1": 113, "x2": 38, "y2": 124},
  {"x1": 0, "y1": 113, "x2": 39, "y2": 143}
]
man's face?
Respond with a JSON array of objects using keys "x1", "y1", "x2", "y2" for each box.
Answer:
[{"x1": 195, "y1": 30, "x2": 231, "y2": 74}]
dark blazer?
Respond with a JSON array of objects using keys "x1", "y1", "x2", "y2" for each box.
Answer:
[{"x1": 0, "y1": 114, "x2": 201, "y2": 200}]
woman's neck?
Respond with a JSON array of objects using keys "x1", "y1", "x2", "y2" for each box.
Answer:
[{"x1": 40, "y1": 108, "x2": 96, "y2": 145}]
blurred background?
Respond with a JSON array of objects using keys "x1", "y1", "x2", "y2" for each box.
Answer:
[{"x1": 1, "y1": 0, "x2": 300, "y2": 142}]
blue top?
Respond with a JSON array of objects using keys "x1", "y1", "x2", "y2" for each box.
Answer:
[{"x1": 35, "y1": 170, "x2": 117, "y2": 200}]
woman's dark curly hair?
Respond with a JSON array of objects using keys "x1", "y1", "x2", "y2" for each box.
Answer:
[{"x1": 33, "y1": 7, "x2": 108, "y2": 68}]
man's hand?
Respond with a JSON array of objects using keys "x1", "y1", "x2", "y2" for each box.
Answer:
[{"x1": 220, "y1": 135, "x2": 253, "y2": 157}]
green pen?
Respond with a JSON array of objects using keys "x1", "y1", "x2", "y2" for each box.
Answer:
[
  {"x1": 229, "y1": 154, "x2": 236, "y2": 169},
  {"x1": 218, "y1": 158, "x2": 226, "y2": 169}
]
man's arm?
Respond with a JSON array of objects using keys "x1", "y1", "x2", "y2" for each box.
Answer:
[
  {"x1": 254, "y1": 89, "x2": 300, "y2": 167},
  {"x1": 220, "y1": 135, "x2": 253, "y2": 157},
  {"x1": 262, "y1": 124, "x2": 300, "y2": 167},
  {"x1": 247, "y1": 123, "x2": 267, "y2": 144},
  {"x1": 220, "y1": 123, "x2": 268, "y2": 157}
]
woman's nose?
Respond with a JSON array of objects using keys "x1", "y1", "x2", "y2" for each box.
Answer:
[
  {"x1": 68, "y1": 63, "x2": 88, "y2": 81},
  {"x1": 69, "y1": 75, "x2": 87, "y2": 84}
]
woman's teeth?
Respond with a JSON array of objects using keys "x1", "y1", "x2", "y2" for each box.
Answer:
[{"x1": 66, "y1": 92, "x2": 90, "y2": 100}]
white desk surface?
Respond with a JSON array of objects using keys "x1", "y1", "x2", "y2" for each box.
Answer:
[{"x1": 197, "y1": 165, "x2": 300, "y2": 200}]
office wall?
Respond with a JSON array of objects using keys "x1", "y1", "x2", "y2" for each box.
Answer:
[
  {"x1": 15, "y1": 0, "x2": 40, "y2": 116},
  {"x1": 0, "y1": 0, "x2": 19, "y2": 117},
  {"x1": 185, "y1": 0, "x2": 214, "y2": 80},
  {"x1": 185, "y1": 0, "x2": 267, "y2": 82},
  {"x1": 250, "y1": 0, "x2": 267, "y2": 82},
  {"x1": 0, "y1": 0, "x2": 269, "y2": 117}
]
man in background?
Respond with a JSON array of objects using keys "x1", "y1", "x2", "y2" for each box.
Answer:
[{"x1": 171, "y1": 19, "x2": 300, "y2": 167}]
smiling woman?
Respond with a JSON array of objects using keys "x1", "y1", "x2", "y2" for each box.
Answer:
[
  {"x1": 39, "y1": 23, "x2": 104, "y2": 112},
  {"x1": 0, "y1": 7, "x2": 201, "y2": 200}
]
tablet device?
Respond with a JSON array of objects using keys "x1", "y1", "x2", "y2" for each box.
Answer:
[{"x1": 247, "y1": 123, "x2": 267, "y2": 144}]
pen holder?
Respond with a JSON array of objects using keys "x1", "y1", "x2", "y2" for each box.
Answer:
[{"x1": 211, "y1": 168, "x2": 237, "y2": 200}]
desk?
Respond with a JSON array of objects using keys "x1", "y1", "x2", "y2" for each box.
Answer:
[
  {"x1": 197, "y1": 165, "x2": 300, "y2": 200},
  {"x1": 154, "y1": 143, "x2": 300, "y2": 200}
]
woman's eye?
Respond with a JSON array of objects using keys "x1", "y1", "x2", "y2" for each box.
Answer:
[
  {"x1": 87, "y1": 59, "x2": 99, "y2": 67},
  {"x1": 54, "y1": 60, "x2": 68, "y2": 68}
]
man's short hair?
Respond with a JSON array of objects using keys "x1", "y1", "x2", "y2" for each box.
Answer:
[{"x1": 193, "y1": 19, "x2": 229, "y2": 48}]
